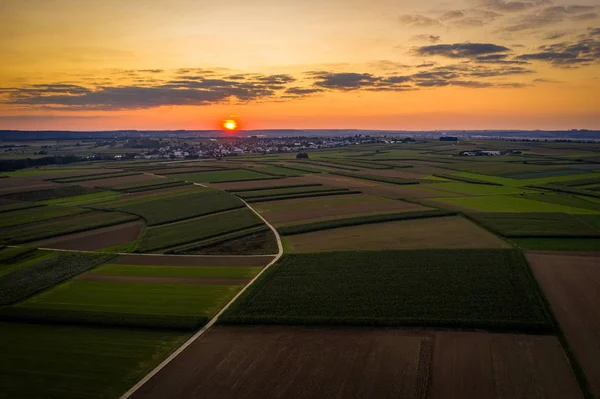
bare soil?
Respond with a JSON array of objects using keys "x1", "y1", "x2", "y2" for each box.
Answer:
[
  {"x1": 76, "y1": 274, "x2": 250, "y2": 285},
  {"x1": 528, "y1": 252, "x2": 600, "y2": 398},
  {"x1": 429, "y1": 331, "x2": 582, "y2": 399},
  {"x1": 254, "y1": 194, "x2": 426, "y2": 226},
  {"x1": 130, "y1": 327, "x2": 581, "y2": 399},
  {"x1": 131, "y1": 326, "x2": 429, "y2": 399},
  {"x1": 113, "y1": 254, "x2": 274, "y2": 267},
  {"x1": 35, "y1": 221, "x2": 143, "y2": 251},
  {"x1": 286, "y1": 216, "x2": 509, "y2": 252},
  {"x1": 0, "y1": 178, "x2": 60, "y2": 195}
]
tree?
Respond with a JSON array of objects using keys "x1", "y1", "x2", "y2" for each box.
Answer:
[{"x1": 296, "y1": 152, "x2": 309, "y2": 159}]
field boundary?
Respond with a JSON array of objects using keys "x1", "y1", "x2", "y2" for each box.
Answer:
[{"x1": 119, "y1": 197, "x2": 283, "y2": 399}]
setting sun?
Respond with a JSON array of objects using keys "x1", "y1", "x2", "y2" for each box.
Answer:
[{"x1": 222, "y1": 119, "x2": 238, "y2": 131}]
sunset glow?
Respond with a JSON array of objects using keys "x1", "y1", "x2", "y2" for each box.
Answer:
[{"x1": 0, "y1": 0, "x2": 598, "y2": 130}]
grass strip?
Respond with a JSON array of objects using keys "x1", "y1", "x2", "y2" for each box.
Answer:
[
  {"x1": 108, "y1": 180, "x2": 192, "y2": 193},
  {"x1": 279, "y1": 210, "x2": 455, "y2": 235},
  {"x1": 0, "y1": 202, "x2": 44, "y2": 214},
  {"x1": 227, "y1": 183, "x2": 322, "y2": 193}
]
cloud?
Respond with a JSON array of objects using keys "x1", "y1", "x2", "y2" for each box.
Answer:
[
  {"x1": 399, "y1": 15, "x2": 443, "y2": 27},
  {"x1": 481, "y1": 0, "x2": 551, "y2": 12},
  {"x1": 503, "y1": 5, "x2": 597, "y2": 32},
  {"x1": 411, "y1": 35, "x2": 442, "y2": 43},
  {"x1": 369, "y1": 60, "x2": 411, "y2": 70},
  {"x1": 473, "y1": 54, "x2": 531, "y2": 64},
  {"x1": 543, "y1": 32, "x2": 568, "y2": 40},
  {"x1": 284, "y1": 87, "x2": 323, "y2": 96},
  {"x1": 570, "y1": 12, "x2": 599, "y2": 21},
  {"x1": 415, "y1": 43, "x2": 512, "y2": 58},
  {"x1": 441, "y1": 11, "x2": 465, "y2": 20},
  {"x1": 515, "y1": 35, "x2": 600, "y2": 66}
]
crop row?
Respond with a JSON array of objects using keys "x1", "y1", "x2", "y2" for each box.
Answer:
[
  {"x1": 245, "y1": 190, "x2": 362, "y2": 203},
  {"x1": 0, "y1": 211, "x2": 138, "y2": 244},
  {"x1": 329, "y1": 171, "x2": 419, "y2": 185},
  {"x1": 167, "y1": 225, "x2": 269, "y2": 254},
  {"x1": 0, "y1": 202, "x2": 44, "y2": 214},
  {"x1": 0, "y1": 185, "x2": 103, "y2": 202},
  {"x1": 227, "y1": 183, "x2": 322, "y2": 193},
  {"x1": 278, "y1": 209, "x2": 456, "y2": 235},
  {"x1": 432, "y1": 173, "x2": 503, "y2": 186},
  {"x1": 104, "y1": 179, "x2": 191, "y2": 193},
  {"x1": 221, "y1": 249, "x2": 552, "y2": 333},
  {"x1": 52, "y1": 171, "x2": 141, "y2": 183},
  {"x1": 318, "y1": 158, "x2": 394, "y2": 170},
  {"x1": 138, "y1": 208, "x2": 264, "y2": 252},
  {"x1": 104, "y1": 189, "x2": 245, "y2": 226},
  {"x1": 468, "y1": 212, "x2": 600, "y2": 238},
  {"x1": 236, "y1": 185, "x2": 350, "y2": 199},
  {"x1": 0, "y1": 205, "x2": 88, "y2": 230},
  {"x1": 0, "y1": 252, "x2": 114, "y2": 305}
]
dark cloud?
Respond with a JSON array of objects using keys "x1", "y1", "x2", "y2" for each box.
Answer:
[
  {"x1": 399, "y1": 15, "x2": 443, "y2": 27},
  {"x1": 590, "y1": 28, "x2": 600, "y2": 36},
  {"x1": 516, "y1": 36, "x2": 600, "y2": 66},
  {"x1": 369, "y1": 60, "x2": 411, "y2": 70},
  {"x1": 137, "y1": 69, "x2": 164, "y2": 73},
  {"x1": 0, "y1": 74, "x2": 296, "y2": 110},
  {"x1": 503, "y1": 5, "x2": 597, "y2": 32},
  {"x1": 533, "y1": 78, "x2": 562, "y2": 83},
  {"x1": 415, "y1": 43, "x2": 511, "y2": 58},
  {"x1": 474, "y1": 54, "x2": 531, "y2": 64},
  {"x1": 284, "y1": 87, "x2": 324, "y2": 96},
  {"x1": 411, "y1": 34, "x2": 442, "y2": 43},
  {"x1": 543, "y1": 32, "x2": 569, "y2": 40}
]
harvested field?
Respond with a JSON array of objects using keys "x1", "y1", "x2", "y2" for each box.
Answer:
[
  {"x1": 112, "y1": 254, "x2": 274, "y2": 267},
  {"x1": 0, "y1": 177, "x2": 60, "y2": 195},
  {"x1": 35, "y1": 220, "x2": 143, "y2": 251},
  {"x1": 208, "y1": 177, "x2": 305, "y2": 190},
  {"x1": 131, "y1": 327, "x2": 579, "y2": 399},
  {"x1": 254, "y1": 194, "x2": 426, "y2": 226},
  {"x1": 528, "y1": 252, "x2": 600, "y2": 397},
  {"x1": 130, "y1": 326, "x2": 430, "y2": 399},
  {"x1": 0, "y1": 322, "x2": 189, "y2": 399},
  {"x1": 286, "y1": 216, "x2": 508, "y2": 252},
  {"x1": 428, "y1": 331, "x2": 582, "y2": 399}
]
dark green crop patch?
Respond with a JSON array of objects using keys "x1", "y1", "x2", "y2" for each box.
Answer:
[{"x1": 221, "y1": 249, "x2": 552, "y2": 333}]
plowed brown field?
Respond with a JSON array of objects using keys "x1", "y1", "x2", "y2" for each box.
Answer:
[{"x1": 528, "y1": 252, "x2": 600, "y2": 398}]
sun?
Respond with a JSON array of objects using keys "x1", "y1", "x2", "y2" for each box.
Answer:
[{"x1": 222, "y1": 119, "x2": 238, "y2": 131}]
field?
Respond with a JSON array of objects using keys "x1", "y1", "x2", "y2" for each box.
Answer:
[
  {"x1": 528, "y1": 252, "x2": 600, "y2": 398},
  {"x1": 2, "y1": 138, "x2": 599, "y2": 398},
  {"x1": 285, "y1": 216, "x2": 508, "y2": 252},
  {"x1": 138, "y1": 208, "x2": 264, "y2": 252},
  {"x1": 130, "y1": 326, "x2": 581, "y2": 399},
  {"x1": 101, "y1": 189, "x2": 245, "y2": 226},
  {"x1": 222, "y1": 250, "x2": 550, "y2": 332},
  {"x1": 171, "y1": 169, "x2": 279, "y2": 183},
  {"x1": 0, "y1": 322, "x2": 189, "y2": 399},
  {"x1": 254, "y1": 194, "x2": 427, "y2": 226},
  {"x1": 431, "y1": 194, "x2": 599, "y2": 213}
]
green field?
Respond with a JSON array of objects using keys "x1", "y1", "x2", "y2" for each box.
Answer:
[
  {"x1": 0, "y1": 252, "x2": 113, "y2": 305},
  {"x1": 0, "y1": 248, "x2": 50, "y2": 277},
  {"x1": 102, "y1": 179, "x2": 192, "y2": 193},
  {"x1": 0, "y1": 202, "x2": 44, "y2": 214},
  {"x1": 221, "y1": 250, "x2": 551, "y2": 332},
  {"x1": 424, "y1": 182, "x2": 533, "y2": 196},
  {"x1": 90, "y1": 263, "x2": 262, "y2": 278},
  {"x1": 278, "y1": 209, "x2": 455, "y2": 235},
  {"x1": 0, "y1": 205, "x2": 88, "y2": 229},
  {"x1": 0, "y1": 211, "x2": 138, "y2": 244},
  {"x1": 17, "y1": 280, "x2": 241, "y2": 317},
  {"x1": 253, "y1": 165, "x2": 309, "y2": 176},
  {"x1": 468, "y1": 212, "x2": 600, "y2": 237},
  {"x1": 52, "y1": 171, "x2": 141, "y2": 183},
  {"x1": 172, "y1": 169, "x2": 279, "y2": 183},
  {"x1": 0, "y1": 185, "x2": 104, "y2": 202},
  {"x1": 235, "y1": 185, "x2": 349, "y2": 199},
  {"x1": 435, "y1": 194, "x2": 599, "y2": 213},
  {"x1": 105, "y1": 189, "x2": 245, "y2": 226},
  {"x1": 330, "y1": 171, "x2": 419, "y2": 185},
  {"x1": 41, "y1": 191, "x2": 121, "y2": 206},
  {"x1": 512, "y1": 237, "x2": 600, "y2": 250},
  {"x1": 138, "y1": 208, "x2": 264, "y2": 252},
  {"x1": 0, "y1": 322, "x2": 189, "y2": 399}
]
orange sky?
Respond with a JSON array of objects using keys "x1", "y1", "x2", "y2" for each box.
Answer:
[{"x1": 1, "y1": 0, "x2": 599, "y2": 130}]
